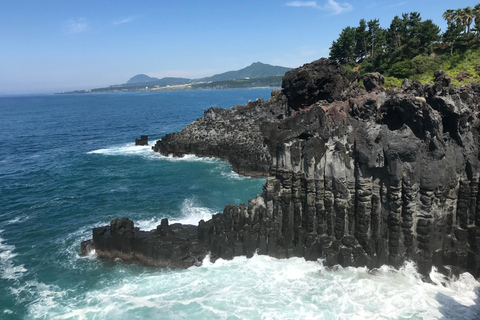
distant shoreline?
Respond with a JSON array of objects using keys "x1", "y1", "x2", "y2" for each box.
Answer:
[
  {"x1": 58, "y1": 85, "x2": 281, "y2": 95},
  {"x1": 60, "y1": 73, "x2": 285, "y2": 95}
]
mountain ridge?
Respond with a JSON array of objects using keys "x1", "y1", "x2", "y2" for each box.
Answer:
[
  {"x1": 61, "y1": 62, "x2": 292, "y2": 94},
  {"x1": 125, "y1": 62, "x2": 292, "y2": 86}
]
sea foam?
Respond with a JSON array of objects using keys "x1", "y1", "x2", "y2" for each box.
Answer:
[
  {"x1": 87, "y1": 143, "x2": 152, "y2": 156},
  {"x1": 0, "y1": 231, "x2": 27, "y2": 281},
  {"x1": 87, "y1": 143, "x2": 221, "y2": 164},
  {"x1": 135, "y1": 198, "x2": 215, "y2": 231},
  {"x1": 24, "y1": 255, "x2": 480, "y2": 319}
]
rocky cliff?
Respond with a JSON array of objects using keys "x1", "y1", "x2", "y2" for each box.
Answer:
[{"x1": 86, "y1": 58, "x2": 480, "y2": 278}]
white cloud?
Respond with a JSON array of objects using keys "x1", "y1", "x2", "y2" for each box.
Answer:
[
  {"x1": 113, "y1": 16, "x2": 135, "y2": 26},
  {"x1": 285, "y1": 0, "x2": 353, "y2": 15},
  {"x1": 285, "y1": 1, "x2": 318, "y2": 7},
  {"x1": 385, "y1": 2, "x2": 406, "y2": 8},
  {"x1": 63, "y1": 18, "x2": 88, "y2": 34},
  {"x1": 322, "y1": 0, "x2": 352, "y2": 15}
]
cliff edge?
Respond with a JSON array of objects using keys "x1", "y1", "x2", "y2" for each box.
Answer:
[{"x1": 85, "y1": 58, "x2": 480, "y2": 278}]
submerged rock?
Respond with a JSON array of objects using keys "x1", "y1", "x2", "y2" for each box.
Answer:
[{"x1": 86, "y1": 59, "x2": 480, "y2": 278}]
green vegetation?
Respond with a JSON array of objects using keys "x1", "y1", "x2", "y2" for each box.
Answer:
[
  {"x1": 63, "y1": 76, "x2": 283, "y2": 94},
  {"x1": 190, "y1": 76, "x2": 283, "y2": 90},
  {"x1": 197, "y1": 62, "x2": 291, "y2": 82},
  {"x1": 329, "y1": 3, "x2": 480, "y2": 87}
]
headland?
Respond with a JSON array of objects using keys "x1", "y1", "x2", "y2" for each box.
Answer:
[{"x1": 83, "y1": 58, "x2": 480, "y2": 279}]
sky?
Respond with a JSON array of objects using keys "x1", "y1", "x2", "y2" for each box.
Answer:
[{"x1": 1, "y1": 0, "x2": 479, "y2": 94}]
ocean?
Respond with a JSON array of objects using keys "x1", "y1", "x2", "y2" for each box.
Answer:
[{"x1": 0, "y1": 89, "x2": 479, "y2": 319}]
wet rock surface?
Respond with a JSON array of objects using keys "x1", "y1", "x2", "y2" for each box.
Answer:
[{"x1": 86, "y1": 59, "x2": 480, "y2": 278}]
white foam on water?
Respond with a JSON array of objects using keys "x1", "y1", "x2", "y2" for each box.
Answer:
[
  {"x1": 51, "y1": 221, "x2": 111, "y2": 272},
  {"x1": 172, "y1": 198, "x2": 216, "y2": 225},
  {"x1": 25, "y1": 255, "x2": 480, "y2": 319},
  {"x1": 5, "y1": 215, "x2": 30, "y2": 225},
  {"x1": 87, "y1": 142, "x2": 222, "y2": 165},
  {"x1": 135, "y1": 198, "x2": 216, "y2": 231},
  {"x1": 157, "y1": 153, "x2": 220, "y2": 164},
  {"x1": 220, "y1": 169, "x2": 252, "y2": 180},
  {"x1": 0, "y1": 231, "x2": 27, "y2": 280},
  {"x1": 87, "y1": 143, "x2": 152, "y2": 156},
  {"x1": 134, "y1": 217, "x2": 164, "y2": 231},
  {"x1": 15, "y1": 280, "x2": 68, "y2": 318}
]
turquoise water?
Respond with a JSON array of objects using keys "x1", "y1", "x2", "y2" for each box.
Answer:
[{"x1": 0, "y1": 89, "x2": 479, "y2": 319}]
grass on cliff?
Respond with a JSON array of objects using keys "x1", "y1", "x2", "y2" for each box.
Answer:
[{"x1": 356, "y1": 45, "x2": 480, "y2": 88}]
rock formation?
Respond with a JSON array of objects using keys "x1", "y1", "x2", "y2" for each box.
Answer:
[
  {"x1": 152, "y1": 90, "x2": 287, "y2": 176},
  {"x1": 85, "y1": 58, "x2": 480, "y2": 278},
  {"x1": 135, "y1": 135, "x2": 148, "y2": 146}
]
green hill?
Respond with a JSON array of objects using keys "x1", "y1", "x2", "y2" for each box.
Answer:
[
  {"x1": 124, "y1": 75, "x2": 191, "y2": 87},
  {"x1": 126, "y1": 74, "x2": 159, "y2": 84},
  {"x1": 197, "y1": 62, "x2": 292, "y2": 82}
]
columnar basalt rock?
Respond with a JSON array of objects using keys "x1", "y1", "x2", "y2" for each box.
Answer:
[{"x1": 85, "y1": 59, "x2": 480, "y2": 278}]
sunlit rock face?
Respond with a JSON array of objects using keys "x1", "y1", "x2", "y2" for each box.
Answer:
[{"x1": 92, "y1": 59, "x2": 480, "y2": 278}]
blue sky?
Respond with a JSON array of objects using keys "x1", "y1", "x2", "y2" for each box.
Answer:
[{"x1": 1, "y1": 0, "x2": 478, "y2": 94}]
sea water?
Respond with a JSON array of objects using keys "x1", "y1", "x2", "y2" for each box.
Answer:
[{"x1": 0, "y1": 89, "x2": 479, "y2": 319}]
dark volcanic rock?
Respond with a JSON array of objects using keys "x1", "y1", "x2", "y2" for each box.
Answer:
[
  {"x1": 87, "y1": 59, "x2": 480, "y2": 278},
  {"x1": 93, "y1": 218, "x2": 209, "y2": 268},
  {"x1": 135, "y1": 135, "x2": 148, "y2": 146},
  {"x1": 152, "y1": 89, "x2": 288, "y2": 176},
  {"x1": 282, "y1": 58, "x2": 349, "y2": 111},
  {"x1": 362, "y1": 72, "x2": 385, "y2": 93}
]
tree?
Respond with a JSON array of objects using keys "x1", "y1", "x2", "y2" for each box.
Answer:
[
  {"x1": 443, "y1": 21, "x2": 464, "y2": 55},
  {"x1": 367, "y1": 19, "x2": 385, "y2": 58},
  {"x1": 443, "y1": 9, "x2": 455, "y2": 24},
  {"x1": 474, "y1": 4, "x2": 480, "y2": 24},
  {"x1": 329, "y1": 27, "x2": 356, "y2": 64},
  {"x1": 354, "y1": 19, "x2": 369, "y2": 61},
  {"x1": 473, "y1": 4, "x2": 480, "y2": 36},
  {"x1": 464, "y1": 6, "x2": 474, "y2": 33},
  {"x1": 454, "y1": 8, "x2": 466, "y2": 33},
  {"x1": 385, "y1": 12, "x2": 440, "y2": 61},
  {"x1": 386, "y1": 15, "x2": 406, "y2": 55},
  {"x1": 415, "y1": 19, "x2": 441, "y2": 55}
]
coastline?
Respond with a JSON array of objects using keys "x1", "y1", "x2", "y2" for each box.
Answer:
[
  {"x1": 84, "y1": 59, "x2": 480, "y2": 280},
  {"x1": 59, "y1": 85, "x2": 281, "y2": 95}
]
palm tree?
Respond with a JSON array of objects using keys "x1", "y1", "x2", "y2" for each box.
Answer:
[
  {"x1": 474, "y1": 4, "x2": 480, "y2": 28},
  {"x1": 454, "y1": 8, "x2": 466, "y2": 33},
  {"x1": 464, "y1": 6, "x2": 474, "y2": 33},
  {"x1": 443, "y1": 9, "x2": 455, "y2": 24},
  {"x1": 475, "y1": 4, "x2": 480, "y2": 18}
]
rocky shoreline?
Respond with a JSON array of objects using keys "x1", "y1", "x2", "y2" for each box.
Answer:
[{"x1": 83, "y1": 58, "x2": 480, "y2": 278}]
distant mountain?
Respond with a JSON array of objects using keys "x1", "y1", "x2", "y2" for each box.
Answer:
[
  {"x1": 198, "y1": 62, "x2": 292, "y2": 82},
  {"x1": 124, "y1": 75, "x2": 191, "y2": 87},
  {"x1": 125, "y1": 62, "x2": 292, "y2": 87},
  {"x1": 61, "y1": 62, "x2": 291, "y2": 94},
  {"x1": 126, "y1": 74, "x2": 159, "y2": 84}
]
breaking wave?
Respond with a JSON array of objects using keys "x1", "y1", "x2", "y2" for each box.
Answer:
[
  {"x1": 87, "y1": 143, "x2": 220, "y2": 164},
  {"x1": 135, "y1": 198, "x2": 215, "y2": 231},
  {"x1": 24, "y1": 256, "x2": 480, "y2": 319}
]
